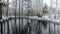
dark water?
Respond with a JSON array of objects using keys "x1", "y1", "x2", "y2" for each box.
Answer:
[{"x1": 2, "y1": 18, "x2": 60, "y2": 34}]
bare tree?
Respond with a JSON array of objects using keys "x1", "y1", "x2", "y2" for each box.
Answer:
[
  {"x1": 0, "y1": 0, "x2": 6, "y2": 34},
  {"x1": 43, "y1": 4, "x2": 48, "y2": 15}
]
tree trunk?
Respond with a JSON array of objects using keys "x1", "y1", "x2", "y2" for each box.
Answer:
[
  {"x1": 0, "y1": 0, "x2": 3, "y2": 34},
  {"x1": 0, "y1": 9, "x2": 2, "y2": 19},
  {"x1": 0, "y1": 9, "x2": 2, "y2": 34}
]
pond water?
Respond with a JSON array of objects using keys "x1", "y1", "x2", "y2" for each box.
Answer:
[{"x1": 2, "y1": 18, "x2": 60, "y2": 34}]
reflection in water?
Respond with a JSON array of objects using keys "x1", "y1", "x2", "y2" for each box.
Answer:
[{"x1": 2, "y1": 18, "x2": 60, "y2": 34}]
